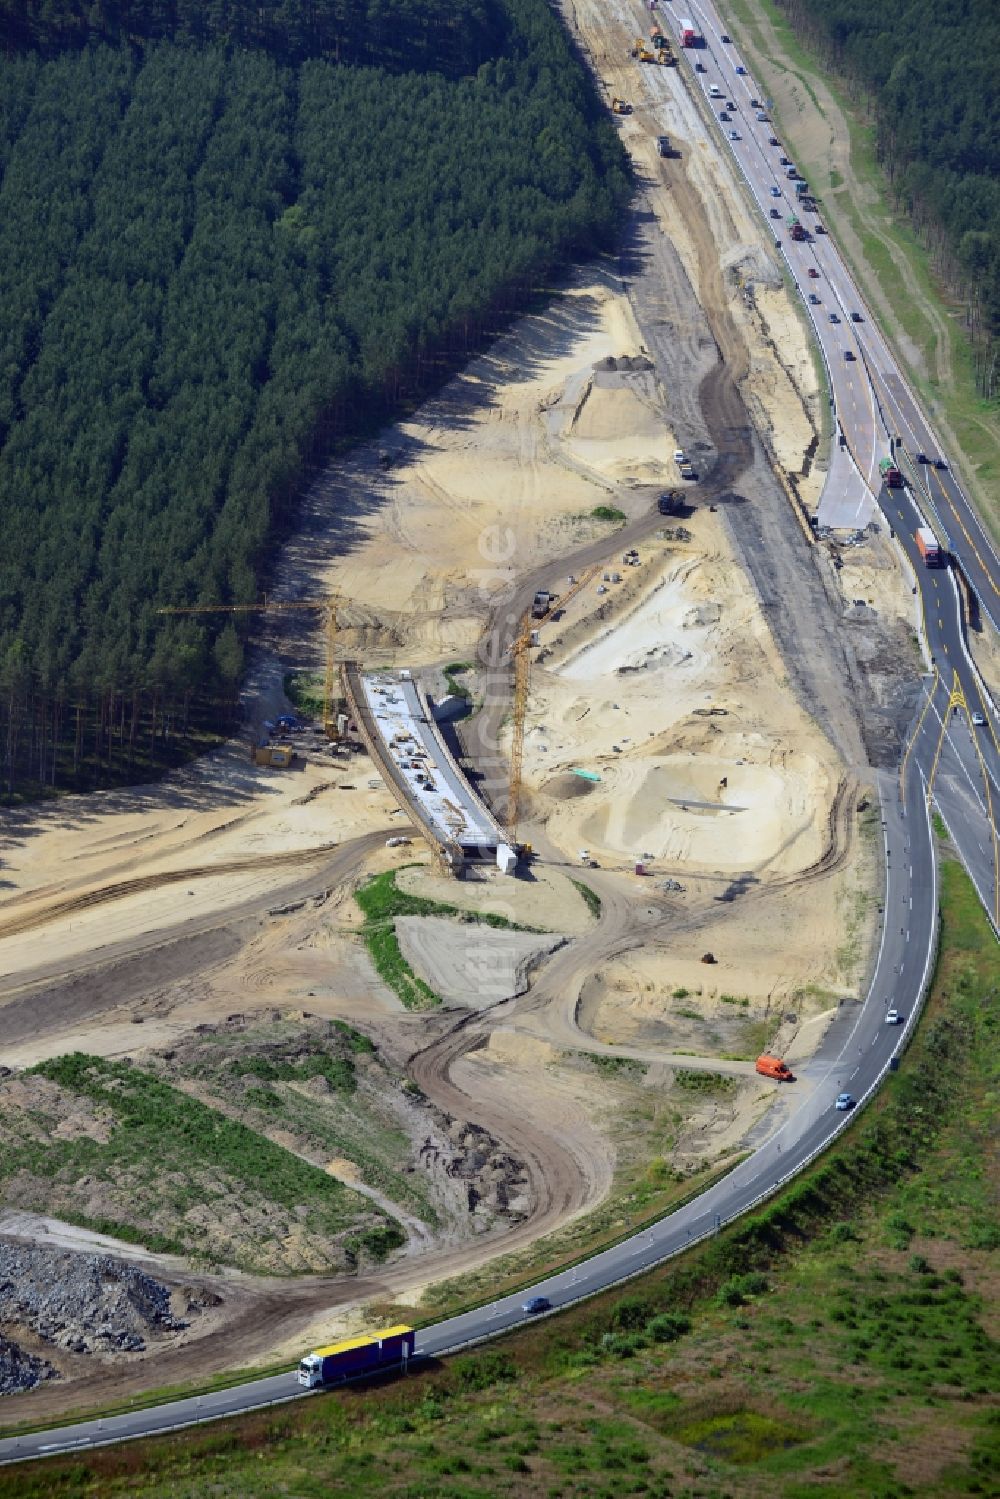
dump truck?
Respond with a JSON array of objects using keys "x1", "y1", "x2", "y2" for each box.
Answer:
[
  {"x1": 915, "y1": 526, "x2": 944, "y2": 568},
  {"x1": 531, "y1": 589, "x2": 552, "y2": 619},
  {"x1": 298, "y1": 1327, "x2": 415, "y2": 1388},
  {"x1": 679, "y1": 18, "x2": 701, "y2": 45},
  {"x1": 756, "y1": 1055, "x2": 794, "y2": 1082},
  {"x1": 657, "y1": 489, "x2": 682, "y2": 515},
  {"x1": 878, "y1": 457, "x2": 903, "y2": 488}
]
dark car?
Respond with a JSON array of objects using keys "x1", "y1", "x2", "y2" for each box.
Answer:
[
  {"x1": 769, "y1": 208, "x2": 781, "y2": 219},
  {"x1": 721, "y1": 33, "x2": 731, "y2": 42},
  {"x1": 916, "y1": 452, "x2": 929, "y2": 464},
  {"x1": 656, "y1": 135, "x2": 671, "y2": 156},
  {"x1": 719, "y1": 111, "x2": 730, "y2": 122},
  {"x1": 695, "y1": 60, "x2": 706, "y2": 72},
  {"x1": 769, "y1": 135, "x2": 780, "y2": 145},
  {"x1": 808, "y1": 292, "x2": 820, "y2": 304},
  {"x1": 844, "y1": 350, "x2": 855, "y2": 362},
  {"x1": 829, "y1": 312, "x2": 840, "y2": 323},
  {"x1": 934, "y1": 458, "x2": 948, "y2": 470},
  {"x1": 522, "y1": 1296, "x2": 551, "y2": 1315},
  {"x1": 850, "y1": 311, "x2": 863, "y2": 322}
]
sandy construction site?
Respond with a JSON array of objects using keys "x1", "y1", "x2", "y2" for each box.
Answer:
[{"x1": 0, "y1": 6, "x2": 915, "y2": 1417}]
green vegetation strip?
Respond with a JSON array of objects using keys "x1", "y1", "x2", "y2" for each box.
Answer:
[
  {"x1": 354, "y1": 868, "x2": 543, "y2": 1011},
  {"x1": 569, "y1": 878, "x2": 601, "y2": 918}
]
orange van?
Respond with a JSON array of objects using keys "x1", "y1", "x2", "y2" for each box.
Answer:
[{"x1": 756, "y1": 1054, "x2": 794, "y2": 1082}]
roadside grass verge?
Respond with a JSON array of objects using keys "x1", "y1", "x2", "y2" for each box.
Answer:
[
  {"x1": 354, "y1": 867, "x2": 543, "y2": 1010},
  {"x1": 3, "y1": 861, "x2": 995, "y2": 1493}
]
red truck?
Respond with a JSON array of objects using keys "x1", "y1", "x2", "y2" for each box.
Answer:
[
  {"x1": 879, "y1": 457, "x2": 903, "y2": 488},
  {"x1": 679, "y1": 18, "x2": 701, "y2": 45},
  {"x1": 915, "y1": 526, "x2": 944, "y2": 568},
  {"x1": 787, "y1": 217, "x2": 807, "y2": 242}
]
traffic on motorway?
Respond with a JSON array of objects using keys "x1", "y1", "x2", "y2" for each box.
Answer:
[
  {"x1": 1, "y1": 2, "x2": 997, "y2": 1468},
  {"x1": 655, "y1": 2, "x2": 999, "y2": 927}
]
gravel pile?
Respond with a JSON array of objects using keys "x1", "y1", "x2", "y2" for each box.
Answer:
[
  {"x1": 0, "y1": 1242, "x2": 189, "y2": 1356},
  {"x1": 0, "y1": 1334, "x2": 57, "y2": 1396}
]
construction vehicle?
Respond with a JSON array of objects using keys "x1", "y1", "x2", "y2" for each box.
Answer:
[
  {"x1": 879, "y1": 457, "x2": 904, "y2": 489},
  {"x1": 915, "y1": 526, "x2": 944, "y2": 568},
  {"x1": 631, "y1": 38, "x2": 659, "y2": 62},
  {"x1": 158, "y1": 595, "x2": 344, "y2": 739},
  {"x1": 657, "y1": 490, "x2": 682, "y2": 515},
  {"x1": 251, "y1": 742, "x2": 296, "y2": 768},
  {"x1": 531, "y1": 589, "x2": 552, "y2": 619},
  {"x1": 611, "y1": 97, "x2": 632, "y2": 115}
]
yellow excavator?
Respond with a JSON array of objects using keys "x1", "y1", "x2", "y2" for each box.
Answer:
[
  {"x1": 611, "y1": 96, "x2": 633, "y2": 114},
  {"x1": 631, "y1": 37, "x2": 658, "y2": 61}
]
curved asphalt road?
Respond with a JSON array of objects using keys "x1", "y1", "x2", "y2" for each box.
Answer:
[{"x1": 0, "y1": 4, "x2": 994, "y2": 1466}]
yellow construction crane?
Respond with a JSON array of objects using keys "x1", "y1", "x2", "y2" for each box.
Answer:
[
  {"x1": 157, "y1": 596, "x2": 343, "y2": 739},
  {"x1": 506, "y1": 564, "x2": 602, "y2": 845}
]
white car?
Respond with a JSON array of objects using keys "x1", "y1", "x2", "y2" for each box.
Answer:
[
  {"x1": 972, "y1": 711, "x2": 986, "y2": 727},
  {"x1": 770, "y1": 186, "x2": 781, "y2": 197},
  {"x1": 885, "y1": 1008, "x2": 902, "y2": 1025}
]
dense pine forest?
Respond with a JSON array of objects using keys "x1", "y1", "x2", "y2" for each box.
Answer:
[
  {"x1": 0, "y1": 0, "x2": 629, "y2": 798},
  {"x1": 0, "y1": 0, "x2": 505, "y2": 75},
  {"x1": 774, "y1": 0, "x2": 1000, "y2": 398}
]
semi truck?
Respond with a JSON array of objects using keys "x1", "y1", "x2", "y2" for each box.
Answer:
[
  {"x1": 298, "y1": 1326, "x2": 415, "y2": 1388},
  {"x1": 915, "y1": 526, "x2": 944, "y2": 568},
  {"x1": 879, "y1": 457, "x2": 903, "y2": 488},
  {"x1": 787, "y1": 217, "x2": 807, "y2": 241},
  {"x1": 679, "y1": 18, "x2": 701, "y2": 45},
  {"x1": 794, "y1": 180, "x2": 809, "y2": 199}
]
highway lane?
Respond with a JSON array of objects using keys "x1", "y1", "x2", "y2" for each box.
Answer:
[
  {"x1": 0, "y1": 768, "x2": 935, "y2": 1467},
  {"x1": 652, "y1": 2, "x2": 999, "y2": 924},
  {"x1": 0, "y1": 9, "x2": 991, "y2": 1467}
]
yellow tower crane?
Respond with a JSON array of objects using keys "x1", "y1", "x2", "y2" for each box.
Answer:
[
  {"x1": 506, "y1": 564, "x2": 602, "y2": 846},
  {"x1": 157, "y1": 596, "x2": 343, "y2": 739}
]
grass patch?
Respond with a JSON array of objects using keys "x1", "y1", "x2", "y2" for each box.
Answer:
[
  {"x1": 569, "y1": 877, "x2": 601, "y2": 918},
  {"x1": 590, "y1": 504, "x2": 626, "y2": 523},
  {"x1": 283, "y1": 670, "x2": 327, "y2": 720},
  {"x1": 12, "y1": 1054, "x2": 403, "y2": 1271},
  {"x1": 674, "y1": 1069, "x2": 737, "y2": 1095},
  {"x1": 354, "y1": 868, "x2": 541, "y2": 1010},
  {"x1": 443, "y1": 661, "x2": 474, "y2": 700}
]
